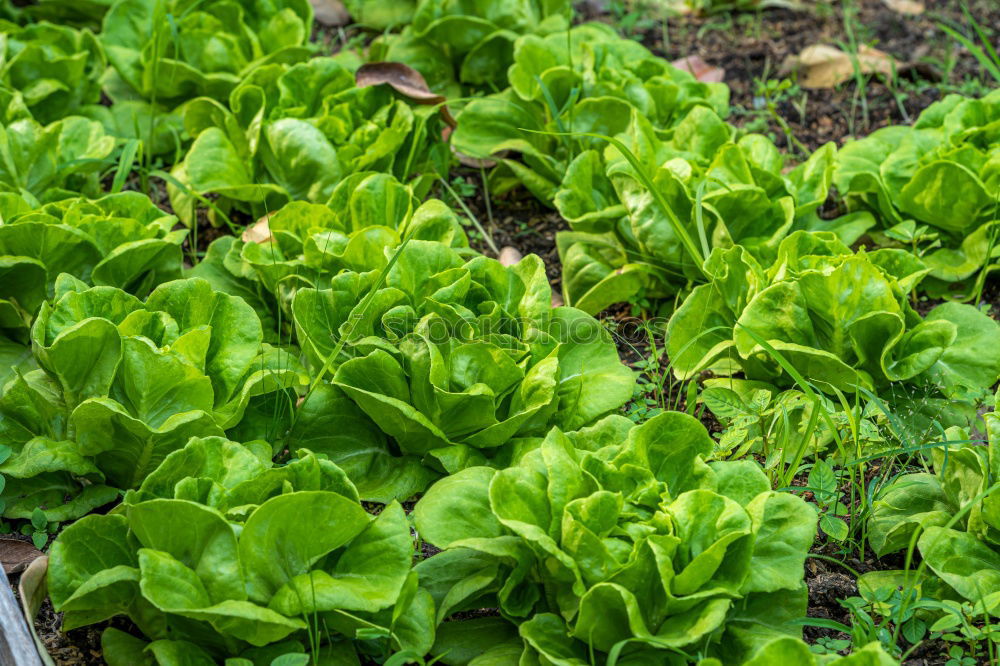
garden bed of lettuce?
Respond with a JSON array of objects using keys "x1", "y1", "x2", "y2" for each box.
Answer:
[{"x1": 1, "y1": 0, "x2": 1000, "y2": 665}]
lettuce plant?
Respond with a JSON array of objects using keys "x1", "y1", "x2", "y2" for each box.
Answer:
[
  {"x1": 413, "y1": 411, "x2": 817, "y2": 664},
  {"x1": 666, "y1": 231, "x2": 1000, "y2": 405},
  {"x1": 190, "y1": 172, "x2": 470, "y2": 340},
  {"x1": 835, "y1": 89, "x2": 1000, "y2": 294},
  {"x1": 101, "y1": 0, "x2": 314, "y2": 106},
  {"x1": 556, "y1": 110, "x2": 859, "y2": 313},
  {"x1": 47, "y1": 436, "x2": 430, "y2": 664},
  {"x1": 286, "y1": 235, "x2": 634, "y2": 502},
  {"x1": 451, "y1": 23, "x2": 729, "y2": 205},
  {"x1": 0, "y1": 191, "x2": 186, "y2": 386},
  {"x1": 168, "y1": 57, "x2": 450, "y2": 225},
  {"x1": 0, "y1": 22, "x2": 180, "y2": 161},
  {"x1": 0, "y1": 20, "x2": 106, "y2": 124},
  {"x1": 0, "y1": 115, "x2": 116, "y2": 202},
  {"x1": 0, "y1": 277, "x2": 305, "y2": 522},
  {"x1": 368, "y1": 0, "x2": 572, "y2": 95},
  {"x1": 864, "y1": 405, "x2": 1000, "y2": 615}
]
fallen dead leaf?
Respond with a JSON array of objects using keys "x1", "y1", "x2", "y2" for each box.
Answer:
[
  {"x1": 781, "y1": 44, "x2": 897, "y2": 89},
  {"x1": 242, "y1": 214, "x2": 273, "y2": 245},
  {"x1": 551, "y1": 292, "x2": 564, "y2": 307},
  {"x1": 309, "y1": 0, "x2": 350, "y2": 26},
  {"x1": 882, "y1": 0, "x2": 924, "y2": 14},
  {"x1": 498, "y1": 246, "x2": 523, "y2": 267},
  {"x1": 356, "y1": 62, "x2": 457, "y2": 127},
  {"x1": 357, "y1": 62, "x2": 442, "y2": 103},
  {"x1": 1, "y1": 538, "x2": 43, "y2": 575},
  {"x1": 670, "y1": 55, "x2": 725, "y2": 83}
]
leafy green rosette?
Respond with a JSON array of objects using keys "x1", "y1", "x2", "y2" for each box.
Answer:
[
  {"x1": 278, "y1": 226, "x2": 631, "y2": 501},
  {"x1": 863, "y1": 398, "x2": 1000, "y2": 616},
  {"x1": 556, "y1": 111, "x2": 862, "y2": 313},
  {"x1": 834, "y1": 89, "x2": 1000, "y2": 294},
  {"x1": 666, "y1": 231, "x2": 1000, "y2": 415},
  {"x1": 0, "y1": 115, "x2": 116, "y2": 202},
  {"x1": 190, "y1": 172, "x2": 470, "y2": 341},
  {"x1": 168, "y1": 57, "x2": 450, "y2": 225},
  {"x1": 413, "y1": 411, "x2": 817, "y2": 664},
  {"x1": 101, "y1": 0, "x2": 313, "y2": 106},
  {"x1": 47, "y1": 436, "x2": 429, "y2": 665},
  {"x1": 0, "y1": 20, "x2": 105, "y2": 124},
  {"x1": 450, "y1": 23, "x2": 729, "y2": 205},
  {"x1": 0, "y1": 277, "x2": 306, "y2": 522},
  {"x1": 367, "y1": 0, "x2": 572, "y2": 95},
  {"x1": 0, "y1": 191, "x2": 186, "y2": 386}
]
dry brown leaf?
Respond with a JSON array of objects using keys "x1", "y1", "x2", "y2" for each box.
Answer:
[
  {"x1": 356, "y1": 62, "x2": 456, "y2": 127},
  {"x1": 1, "y1": 538, "x2": 43, "y2": 575},
  {"x1": 882, "y1": 0, "x2": 924, "y2": 14},
  {"x1": 670, "y1": 55, "x2": 725, "y2": 83},
  {"x1": 498, "y1": 246, "x2": 523, "y2": 267},
  {"x1": 309, "y1": 0, "x2": 350, "y2": 26},
  {"x1": 782, "y1": 44, "x2": 897, "y2": 89},
  {"x1": 551, "y1": 292, "x2": 564, "y2": 308},
  {"x1": 242, "y1": 215, "x2": 273, "y2": 245},
  {"x1": 356, "y1": 62, "x2": 443, "y2": 104}
]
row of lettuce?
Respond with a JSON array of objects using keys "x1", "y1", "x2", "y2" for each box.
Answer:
[
  {"x1": 4, "y1": 0, "x2": 998, "y2": 300},
  {"x1": 0, "y1": 0, "x2": 997, "y2": 664}
]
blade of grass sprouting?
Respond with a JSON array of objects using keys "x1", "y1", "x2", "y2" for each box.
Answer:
[
  {"x1": 523, "y1": 128, "x2": 708, "y2": 278},
  {"x1": 437, "y1": 176, "x2": 499, "y2": 255},
  {"x1": 298, "y1": 235, "x2": 413, "y2": 410},
  {"x1": 806, "y1": 552, "x2": 863, "y2": 579},
  {"x1": 855, "y1": 384, "x2": 913, "y2": 453},
  {"x1": 534, "y1": 75, "x2": 569, "y2": 137},
  {"x1": 693, "y1": 179, "x2": 711, "y2": 260},
  {"x1": 734, "y1": 323, "x2": 844, "y2": 482},
  {"x1": 938, "y1": 23, "x2": 1000, "y2": 83},
  {"x1": 149, "y1": 168, "x2": 237, "y2": 233},
  {"x1": 842, "y1": 437, "x2": 983, "y2": 468},
  {"x1": 663, "y1": 324, "x2": 732, "y2": 379},
  {"x1": 479, "y1": 166, "x2": 494, "y2": 230},
  {"x1": 963, "y1": 3, "x2": 1000, "y2": 71},
  {"x1": 892, "y1": 479, "x2": 1000, "y2": 646},
  {"x1": 783, "y1": 399, "x2": 821, "y2": 488},
  {"x1": 111, "y1": 139, "x2": 140, "y2": 194},
  {"x1": 791, "y1": 617, "x2": 855, "y2": 633}
]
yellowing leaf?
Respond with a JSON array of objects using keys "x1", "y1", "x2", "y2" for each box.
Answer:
[
  {"x1": 782, "y1": 44, "x2": 897, "y2": 89},
  {"x1": 242, "y1": 215, "x2": 273, "y2": 245},
  {"x1": 883, "y1": 0, "x2": 924, "y2": 14},
  {"x1": 498, "y1": 246, "x2": 523, "y2": 267}
]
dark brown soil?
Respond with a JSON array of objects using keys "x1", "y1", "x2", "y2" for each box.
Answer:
[
  {"x1": 578, "y1": 0, "x2": 1000, "y2": 154},
  {"x1": 7, "y1": 566, "x2": 137, "y2": 666},
  {"x1": 443, "y1": 169, "x2": 565, "y2": 289},
  {"x1": 32, "y1": 596, "x2": 108, "y2": 666}
]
